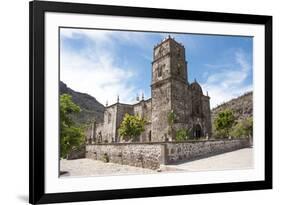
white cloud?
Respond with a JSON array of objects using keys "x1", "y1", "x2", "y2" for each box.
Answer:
[
  {"x1": 201, "y1": 49, "x2": 252, "y2": 108},
  {"x1": 61, "y1": 28, "x2": 152, "y2": 52},
  {"x1": 60, "y1": 29, "x2": 141, "y2": 106}
]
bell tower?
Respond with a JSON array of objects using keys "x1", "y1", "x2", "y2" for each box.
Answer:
[
  {"x1": 151, "y1": 36, "x2": 189, "y2": 141},
  {"x1": 151, "y1": 35, "x2": 188, "y2": 86}
]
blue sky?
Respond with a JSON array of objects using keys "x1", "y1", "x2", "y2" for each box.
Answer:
[{"x1": 60, "y1": 28, "x2": 253, "y2": 108}]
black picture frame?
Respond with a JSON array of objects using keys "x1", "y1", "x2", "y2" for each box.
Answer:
[{"x1": 29, "y1": 0, "x2": 272, "y2": 204}]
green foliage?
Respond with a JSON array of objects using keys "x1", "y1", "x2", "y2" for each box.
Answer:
[
  {"x1": 214, "y1": 109, "x2": 235, "y2": 138},
  {"x1": 60, "y1": 94, "x2": 84, "y2": 158},
  {"x1": 175, "y1": 129, "x2": 190, "y2": 141},
  {"x1": 118, "y1": 114, "x2": 146, "y2": 141},
  {"x1": 244, "y1": 117, "x2": 253, "y2": 137},
  {"x1": 102, "y1": 153, "x2": 109, "y2": 163},
  {"x1": 229, "y1": 122, "x2": 244, "y2": 138},
  {"x1": 230, "y1": 117, "x2": 253, "y2": 138},
  {"x1": 167, "y1": 110, "x2": 176, "y2": 127},
  {"x1": 167, "y1": 110, "x2": 176, "y2": 139}
]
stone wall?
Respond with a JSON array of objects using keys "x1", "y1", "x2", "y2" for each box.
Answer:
[
  {"x1": 67, "y1": 145, "x2": 86, "y2": 160},
  {"x1": 86, "y1": 143, "x2": 164, "y2": 170},
  {"x1": 165, "y1": 139, "x2": 250, "y2": 164},
  {"x1": 86, "y1": 139, "x2": 250, "y2": 169}
]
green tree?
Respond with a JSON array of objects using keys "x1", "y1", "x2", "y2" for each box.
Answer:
[
  {"x1": 175, "y1": 128, "x2": 190, "y2": 141},
  {"x1": 118, "y1": 114, "x2": 146, "y2": 141},
  {"x1": 60, "y1": 94, "x2": 84, "y2": 158},
  {"x1": 214, "y1": 109, "x2": 235, "y2": 138},
  {"x1": 167, "y1": 110, "x2": 176, "y2": 140},
  {"x1": 244, "y1": 117, "x2": 253, "y2": 137},
  {"x1": 230, "y1": 117, "x2": 253, "y2": 138},
  {"x1": 230, "y1": 122, "x2": 244, "y2": 138}
]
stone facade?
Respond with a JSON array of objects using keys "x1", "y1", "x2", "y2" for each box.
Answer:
[
  {"x1": 165, "y1": 139, "x2": 250, "y2": 164},
  {"x1": 86, "y1": 143, "x2": 164, "y2": 170},
  {"x1": 87, "y1": 36, "x2": 211, "y2": 143},
  {"x1": 67, "y1": 145, "x2": 86, "y2": 160},
  {"x1": 86, "y1": 139, "x2": 250, "y2": 169}
]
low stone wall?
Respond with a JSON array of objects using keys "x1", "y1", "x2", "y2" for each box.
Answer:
[
  {"x1": 86, "y1": 143, "x2": 164, "y2": 170},
  {"x1": 86, "y1": 139, "x2": 250, "y2": 169},
  {"x1": 67, "y1": 145, "x2": 86, "y2": 160},
  {"x1": 165, "y1": 139, "x2": 250, "y2": 164}
]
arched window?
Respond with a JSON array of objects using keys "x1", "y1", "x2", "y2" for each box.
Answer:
[
  {"x1": 159, "y1": 46, "x2": 164, "y2": 57},
  {"x1": 196, "y1": 105, "x2": 200, "y2": 115},
  {"x1": 177, "y1": 63, "x2": 181, "y2": 75},
  {"x1": 108, "y1": 113, "x2": 111, "y2": 123},
  {"x1": 158, "y1": 65, "x2": 163, "y2": 77},
  {"x1": 148, "y1": 131, "x2": 152, "y2": 142},
  {"x1": 176, "y1": 47, "x2": 181, "y2": 57}
]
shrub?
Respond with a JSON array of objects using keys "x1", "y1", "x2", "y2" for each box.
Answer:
[
  {"x1": 175, "y1": 129, "x2": 190, "y2": 141},
  {"x1": 230, "y1": 117, "x2": 253, "y2": 138},
  {"x1": 102, "y1": 153, "x2": 109, "y2": 163},
  {"x1": 167, "y1": 110, "x2": 176, "y2": 139}
]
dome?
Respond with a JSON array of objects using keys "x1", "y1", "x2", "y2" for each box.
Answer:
[{"x1": 190, "y1": 81, "x2": 203, "y2": 93}]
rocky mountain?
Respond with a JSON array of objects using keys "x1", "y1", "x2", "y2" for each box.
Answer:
[
  {"x1": 60, "y1": 81, "x2": 105, "y2": 125},
  {"x1": 211, "y1": 91, "x2": 253, "y2": 122}
]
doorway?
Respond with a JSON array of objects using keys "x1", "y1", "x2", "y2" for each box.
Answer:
[{"x1": 193, "y1": 124, "x2": 202, "y2": 138}]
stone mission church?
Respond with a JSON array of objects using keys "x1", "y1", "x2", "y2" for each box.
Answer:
[{"x1": 88, "y1": 36, "x2": 212, "y2": 143}]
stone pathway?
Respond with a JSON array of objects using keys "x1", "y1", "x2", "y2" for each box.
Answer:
[{"x1": 163, "y1": 148, "x2": 253, "y2": 172}]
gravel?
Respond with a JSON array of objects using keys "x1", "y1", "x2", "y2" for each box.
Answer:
[{"x1": 60, "y1": 158, "x2": 156, "y2": 177}]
